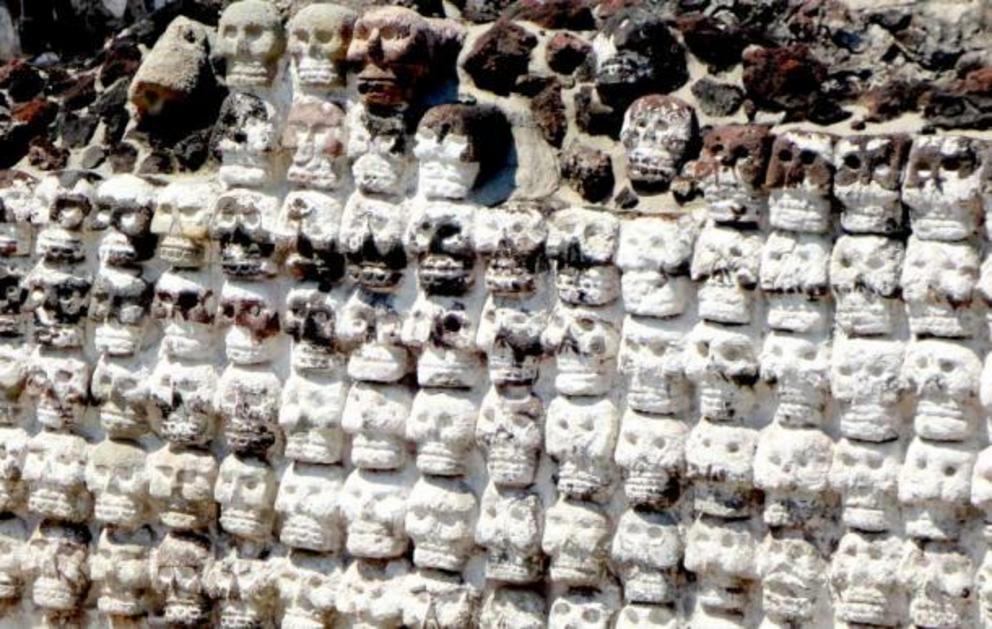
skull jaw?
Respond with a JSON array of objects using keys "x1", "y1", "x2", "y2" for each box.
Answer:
[
  {"x1": 157, "y1": 236, "x2": 206, "y2": 269},
  {"x1": 765, "y1": 294, "x2": 829, "y2": 335},
  {"x1": 412, "y1": 544, "x2": 470, "y2": 572},
  {"x1": 906, "y1": 302, "x2": 978, "y2": 339},
  {"x1": 621, "y1": 569, "x2": 678, "y2": 605},
  {"x1": 347, "y1": 343, "x2": 411, "y2": 384},
  {"x1": 345, "y1": 527, "x2": 407, "y2": 560},
  {"x1": 836, "y1": 185, "x2": 902, "y2": 234},
  {"x1": 416, "y1": 347, "x2": 482, "y2": 389},
  {"x1": 164, "y1": 597, "x2": 211, "y2": 627},
  {"x1": 32, "y1": 578, "x2": 82, "y2": 612},
  {"x1": 158, "y1": 504, "x2": 214, "y2": 531},
  {"x1": 768, "y1": 190, "x2": 831, "y2": 233},
  {"x1": 279, "y1": 515, "x2": 341, "y2": 553},
  {"x1": 28, "y1": 487, "x2": 90, "y2": 523},
  {"x1": 836, "y1": 588, "x2": 898, "y2": 627},
  {"x1": 100, "y1": 406, "x2": 148, "y2": 440},
  {"x1": 914, "y1": 400, "x2": 976, "y2": 441},
  {"x1": 219, "y1": 509, "x2": 273, "y2": 541},
  {"x1": 159, "y1": 413, "x2": 215, "y2": 449},
  {"x1": 350, "y1": 434, "x2": 407, "y2": 470},
  {"x1": 557, "y1": 462, "x2": 611, "y2": 500},
  {"x1": 416, "y1": 443, "x2": 468, "y2": 477},
  {"x1": 841, "y1": 499, "x2": 896, "y2": 533},
  {"x1": 484, "y1": 550, "x2": 542, "y2": 584},
  {"x1": 835, "y1": 292, "x2": 898, "y2": 337},
  {"x1": 548, "y1": 557, "x2": 604, "y2": 588},
  {"x1": 97, "y1": 592, "x2": 145, "y2": 617},
  {"x1": 486, "y1": 451, "x2": 538, "y2": 488},
  {"x1": 904, "y1": 505, "x2": 965, "y2": 541},
  {"x1": 94, "y1": 494, "x2": 145, "y2": 529},
  {"x1": 839, "y1": 403, "x2": 900, "y2": 442},
  {"x1": 698, "y1": 281, "x2": 753, "y2": 325},
  {"x1": 554, "y1": 357, "x2": 615, "y2": 397},
  {"x1": 284, "y1": 429, "x2": 345, "y2": 465}
]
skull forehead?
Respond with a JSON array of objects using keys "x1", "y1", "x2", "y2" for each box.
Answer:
[
  {"x1": 97, "y1": 175, "x2": 157, "y2": 207},
  {"x1": 617, "y1": 216, "x2": 696, "y2": 270},
  {"x1": 834, "y1": 338, "x2": 903, "y2": 366},
  {"x1": 774, "y1": 129, "x2": 834, "y2": 157},
  {"x1": 287, "y1": 99, "x2": 346, "y2": 128},
  {"x1": 409, "y1": 477, "x2": 476, "y2": 512},
  {"x1": 911, "y1": 134, "x2": 975, "y2": 158},
  {"x1": 615, "y1": 509, "x2": 680, "y2": 550},
  {"x1": 624, "y1": 95, "x2": 694, "y2": 127},
  {"x1": 95, "y1": 267, "x2": 148, "y2": 297},
  {"x1": 150, "y1": 446, "x2": 215, "y2": 473},
  {"x1": 906, "y1": 339, "x2": 981, "y2": 371},
  {"x1": 904, "y1": 235, "x2": 979, "y2": 266},
  {"x1": 219, "y1": 455, "x2": 272, "y2": 480},
  {"x1": 90, "y1": 439, "x2": 145, "y2": 467},
  {"x1": 219, "y1": 0, "x2": 282, "y2": 29},
  {"x1": 287, "y1": 3, "x2": 356, "y2": 35},
  {"x1": 354, "y1": 5, "x2": 430, "y2": 37},
  {"x1": 703, "y1": 123, "x2": 771, "y2": 154},
  {"x1": 157, "y1": 532, "x2": 211, "y2": 566},
  {"x1": 546, "y1": 498, "x2": 608, "y2": 529},
  {"x1": 836, "y1": 134, "x2": 902, "y2": 156}
]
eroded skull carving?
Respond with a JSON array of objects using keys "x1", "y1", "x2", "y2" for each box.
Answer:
[
  {"x1": 217, "y1": 0, "x2": 285, "y2": 88},
  {"x1": 546, "y1": 207, "x2": 620, "y2": 306},
  {"x1": 474, "y1": 200, "x2": 548, "y2": 297},
  {"x1": 616, "y1": 215, "x2": 697, "y2": 319},
  {"x1": 90, "y1": 354, "x2": 149, "y2": 438},
  {"x1": 898, "y1": 438, "x2": 974, "y2": 541},
  {"x1": 152, "y1": 179, "x2": 220, "y2": 269},
  {"x1": 89, "y1": 267, "x2": 152, "y2": 356},
  {"x1": 284, "y1": 283, "x2": 344, "y2": 371},
  {"x1": 275, "y1": 463, "x2": 345, "y2": 553},
  {"x1": 287, "y1": 3, "x2": 356, "y2": 91},
  {"x1": 543, "y1": 303, "x2": 621, "y2": 397},
  {"x1": 476, "y1": 386, "x2": 543, "y2": 487},
  {"x1": 402, "y1": 293, "x2": 484, "y2": 388},
  {"x1": 217, "y1": 363, "x2": 281, "y2": 457},
  {"x1": 611, "y1": 507, "x2": 681, "y2": 604},
  {"x1": 406, "y1": 476, "x2": 478, "y2": 571},
  {"x1": 475, "y1": 484, "x2": 543, "y2": 584},
  {"x1": 340, "y1": 467, "x2": 412, "y2": 559},
  {"x1": 614, "y1": 410, "x2": 685, "y2": 506},
  {"x1": 342, "y1": 381, "x2": 412, "y2": 470},
  {"x1": 279, "y1": 189, "x2": 346, "y2": 283},
  {"x1": 972, "y1": 446, "x2": 992, "y2": 534},
  {"x1": 690, "y1": 224, "x2": 762, "y2": 325},
  {"x1": 542, "y1": 496, "x2": 611, "y2": 587},
  {"x1": 33, "y1": 170, "x2": 100, "y2": 265},
  {"x1": 902, "y1": 135, "x2": 983, "y2": 241},
  {"x1": 831, "y1": 235, "x2": 904, "y2": 337},
  {"x1": 85, "y1": 439, "x2": 149, "y2": 529},
  {"x1": 405, "y1": 199, "x2": 477, "y2": 296},
  {"x1": 151, "y1": 532, "x2": 212, "y2": 627},
  {"x1": 831, "y1": 337, "x2": 904, "y2": 441},
  {"x1": 902, "y1": 339, "x2": 981, "y2": 441},
  {"x1": 275, "y1": 552, "x2": 342, "y2": 628},
  {"x1": 830, "y1": 438, "x2": 901, "y2": 533},
  {"x1": 691, "y1": 124, "x2": 772, "y2": 224},
  {"x1": 403, "y1": 568, "x2": 479, "y2": 629},
  {"x1": 546, "y1": 394, "x2": 619, "y2": 500},
  {"x1": 347, "y1": 108, "x2": 413, "y2": 197},
  {"x1": 24, "y1": 522, "x2": 90, "y2": 615},
  {"x1": 620, "y1": 95, "x2": 695, "y2": 192},
  {"x1": 684, "y1": 515, "x2": 758, "y2": 615},
  {"x1": 829, "y1": 531, "x2": 905, "y2": 627},
  {"x1": 754, "y1": 424, "x2": 833, "y2": 528},
  {"x1": 148, "y1": 444, "x2": 218, "y2": 531},
  {"x1": 25, "y1": 348, "x2": 89, "y2": 430},
  {"x1": 216, "y1": 92, "x2": 280, "y2": 189},
  {"x1": 338, "y1": 288, "x2": 412, "y2": 383},
  {"x1": 901, "y1": 236, "x2": 980, "y2": 338},
  {"x1": 148, "y1": 356, "x2": 219, "y2": 448},
  {"x1": 214, "y1": 454, "x2": 277, "y2": 541},
  {"x1": 476, "y1": 295, "x2": 548, "y2": 387},
  {"x1": 23, "y1": 431, "x2": 91, "y2": 522},
  {"x1": 283, "y1": 97, "x2": 348, "y2": 192},
  {"x1": 757, "y1": 531, "x2": 826, "y2": 625},
  {"x1": 90, "y1": 527, "x2": 152, "y2": 619},
  {"x1": 211, "y1": 188, "x2": 280, "y2": 279},
  {"x1": 204, "y1": 547, "x2": 277, "y2": 628},
  {"x1": 219, "y1": 279, "x2": 280, "y2": 365},
  {"x1": 152, "y1": 269, "x2": 217, "y2": 361},
  {"x1": 0, "y1": 517, "x2": 26, "y2": 610},
  {"x1": 92, "y1": 174, "x2": 157, "y2": 267},
  {"x1": 548, "y1": 586, "x2": 621, "y2": 629},
  {"x1": 684, "y1": 322, "x2": 759, "y2": 423},
  {"x1": 479, "y1": 586, "x2": 545, "y2": 629},
  {"x1": 759, "y1": 230, "x2": 830, "y2": 333},
  {"x1": 902, "y1": 541, "x2": 975, "y2": 628},
  {"x1": 834, "y1": 134, "x2": 910, "y2": 234},
  {"x1": 25, "y1": 267, "x2": 91, "y2": 349},
  {"x1": 760, "y1": 332, "x2": 830, "y2": 428},
  {"x1": 0, "y1": 427, "x2": 26, "y2": 513},
  {"x1": 685, "y1": 420, "x2": 758, "y2": 518},
  {"x1": 617, "y1": 316, "x2": 690, "y2": 417},
  {"x1": 407, "y1": 388, "x2": 478, "y2": 477},
  {"x1": 765, "y1": 130, "x2": 834, "y2": 234},
  {"x1": 337, "y1": 558, "x2": 410, "y2": 629}
]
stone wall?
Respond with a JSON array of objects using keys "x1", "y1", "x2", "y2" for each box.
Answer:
[{"x1": 2, "y1": 0, "x2": 992, "y2": 627}]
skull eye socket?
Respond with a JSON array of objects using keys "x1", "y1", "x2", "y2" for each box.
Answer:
[
  {"x1": 379, "y1": 25, "x2": 399, "y2": 40},
  {"x1": 245, "y1": 24, "x2": 262, "y2": 40},
  {"x1": 939, "y1": 359, "x2": 955, "y2": 373},
  {"x1": 293, "y1": 29, "x2": 309, "y2": 43},
  {"x1": 799, "y1": 150, "x2": 816, "y2": 165},
  {"x1": 777, "y1": 149, "x2": 793, "y2": 163},
  {"x1": 582, "y1": 609, "x2": 601, "y2": 623},
  {"x1": 843, "y1": 154, "x2": 861, "y2": 170},
  {"x1": 223, "y1": 25, "x2": 237, "y2": 38},
  {"x1": 943, "y1": 465, "x2": 957, "y2": 477},
  {"x1": 316, "y1": 30, "x2": 333, "y2": 43},
  {"x1": 944, "y1": 156, "x2": 961, "y2": 171}
]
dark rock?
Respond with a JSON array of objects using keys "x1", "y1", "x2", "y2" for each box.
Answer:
[
  {"x1": 55, "y1": 73, "x2": 97, "y2": 111},
  {"x1": 94, "y1": 79, "x2": 131, "y2": 145},
  {"x1": 0, "y1": 98, "x2": 58, "y2": 168},
  {"x1": 100, "y1": 40, "x2": 143, "y2": 89},
  {"x1": 807, "y1": 97, "x2": 850, "y2": 125},
  {"x1": 561, "y1": 143, "x2": 614, "y2": 203},
  {"x1": 80, "y1": 145, "x2": 107, "y2": 170},
  {"x1": 691, "y1": 79, "x2": 745, "y2": 117},
  {"x1": 924, "y1": 67, "x2": 992, "y2": 130},
  {"x1": 504, "y1": 0, "x2": 594, "y2": 29},
  {"x1": 173, "y1": 127, "x2": 213, "y2": 171},
  {"x1": 27, "y1": 137, "x2": 69, "y2": 171},
  {"x1": 138, "y1": 151, "x2": 176, "y2": 175},
  {"x1": 58, "y1": 111, "x2": 99, "y2": 149},
  {"x1": 531, "y1": 82, "x2": 566, "y2": 148},
  {"x1": 742, "y1": 45, "x2": 827, "y2": 115},
  {"x1": 514, "y1": 73, "x2": 556, "y2": 98},
  {"x1": 546, "y1": 32, "x2": 591, "y2": 75},
  {"x1": 462, "y1": 0, "x2": 515, "y2": 22},
  {"x1": 678, "y1": 16, "x2": 749, "y2": 70},
  {"x1": 614, "y1": 186, "x2": 639, "y2": 210},
  {"x1": 574, "y1": 85, "x2": 620, "y2": 137},
  {"x1": 0, "y1": 60, "x2": 45, "y2": 103},
  {"x1": 462, "y1": 20, "x2": 538, "y2": 96},
  {"x1": 109, "y1": 143, "x2": 139, "y2": 174}
]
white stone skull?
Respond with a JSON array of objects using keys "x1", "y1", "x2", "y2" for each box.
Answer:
[
  {"x1": 204, "y1": 548, "x2": 277, "y2": 628},
  {"x1": 217, "y1": 0, "x2": 285, "y2": 88},
  {"x1": 616, "y1": 215, "x2": 698, "y2": 319},
  {"x1": 147, "y1": 444, "x2": 218, "y2": 531},
  {"x1": 901, "y1": 236, "x2": 980, "y2": 339},
  {"x1": 88, "y1": 267, "x2": 151, "y2": 358},
  {"x1": 902, "y1": 339, "x2": 982, "y2": 441},
  {"x1": 829, "y1": 438, "x2": 901, "y2": 533},
  {"x1": 413, "y1": 104, "x2": 495, "y2": 201},
  {"x1": 829, "y1": 530, "x2": 905, "y2": 627},
  {"x1": 898, "y1": 438, "x2": 975, "y2": 541},
  {"x1": 338, "y1": 288, "x2": 411, "y2": 383},
  {"x1": 683, "y1": 515, "x2": 758, "y2": 615},
  {"x1": 614, "y1": 410, "x2": 686, "y2": 506},
  {"x1": 546, "y1": 394, "x2": 619, "y2": 500},
  {"x1": 341, "y1": 381, "x2": 412, "y2": 470},
  {"x1": 214, "y1": 454, "x2": 277, "y2": 542},
  {"x1": 473, "y1": 201, "x2": 548, "y2": 297},
  {"x1": 403, "y1": 569, "x2": 479, "y2": 629},
  {"x1": 287, "y1": 3, "x2": 356, "y2": 91},
  {"x1": 0, "y1": 517, "x2": 26, "y2": 609},
  {"x1": 685, "y1": 420, "x2": 758, "y2": 518},
  {"x1": 620, "y1": 95, "x2": 696, "y2": 191},
  {"x1": 23, "y1": 430, "x2": 91, "y2": 523},
  {"x1": 754, "y1": 424, "x2": 833, "y2": 528},
  {"x1": 216, "y1": 363, "x2": 281, "y2": 457},
  {"x1": 615, "y1": 603, "x2": 679, "y2": 628},
  {"x1": 476, "y1": 386, "x2": 543, "y2": 488},
  {"x1": 831, "y1": 337, "x2": 904, "y2": 442},
  {"x1": 275, "y1": 552, "x2": 342, "y2": 628},
  {"x1": 834, "y1": 134, "x2": 910, "y2": 235},
  {"x1": 282, "y1": 97, "x2": 348, "y2": 191},
  {"x1": 756, "y1": 531, "x2": 826, "y2": 625},
  {"x1": 765, "y1": 130, "x2": 834, "y2": 233},
  {"x1": 85, "y1": 438, "x2": 149, "y2": 530},
  {"x1": 902, "y1": 541, "x2": 975, "y2": 629},
  {"x1": 542, "y1": 302, "x2": 621, "y2": 397},
  {"x1": 406, "y1": 476, "x2": 478, "y2": 571},
  {"x1": 830, "y1": 234, "x2": 904, "y2": 337},
  {"x1": 219, "y1": 279, "x2": 281, "y2": 366},
  {"x1": 610, "y1": 507, "x2": 682, "y2": 605},
  {"x1": 902, "y1": 135, "x2": 983, "y2": 241},
  {"x1": 542, "y1": 497, "x2": 611, "y2": 587},
  {"x1": 759, "y1": 230, "x2": 830, "y2": 333},
  {"x1": 24, "y1": 266, "x2": 91, "y2": 350},
  {"x1": 275, "y1": 462, "x2": 345, "y2": 553},
  {"x1": 476, "y1": 294, "x2": 548, "y2": 387},
  {"x1": 618, "y1": 315, "x2": 691, "y2": 417},
  {"x1": 216, "y1": 93, "x2": 280, "y2": 189},
  {"x1": 0, "y1": 344, "x2": 27, "y2": 427},
  {"x1": 406, "y1": 388, "x2": 478, "y2": 477},
  {"x1": 336, "y1": 558, "x2": 410, "y2": 629},
  {"x1": 683, "y1": 322, "x2": 759, "y2": 422},
  {"x1": 89, "y1": 527, "x2": 152, "y2": 618},
  {"x1": 25, "y1": 348, "x2": 89, "y2": 431},
  {"x1": 689, "y1": 224, "x2": 763, "y2": 325},
  {"x1": 690, "y1": 123, "x2": 771, "y2": 225},
  {"x1": 347, "y1": 107, "x2": 413, "y2": 198},
  {"x1": 152, "y1": 269, "x2": 217, "y2": 361},
  {"x1": 405, "y1": 198, "x2": 477, "y2": 297},
  {"x1": 475, "y1": 484, "x2": 543, "y2": 584},
  {"x1": 150, "y1": 532, "x2": 212, "y2": 627},
  {"x1": 147, "y1": 357, "x2": 219, "y2": 448},
  {"x1": 548, "y1": 586, "x2": 621, "y2": 629},
  {"x1": 340, "y1": 467, "x2": 412, "y2": 559},
  {"x1": 280, "y1": 367, "x2": 347, "y2": 465},
  {"x1": 91, "y1": 174, "x2": 157, "y2": 267},
  {"x1": 760, "y1": 332, "x2": 830, "y2": 428},
  {"x1": 0, "y1": 427, "x2": 26, "y2": 513},
  {"x1": 401, "y1": 292, "x2": 484, "y2": 389},
  {"x1": 479, "y1": 586, "x2": 545, "y2": 629},
  {"x1": 210, "y1": 188, "x2": 280, "y2": 279},
  {"x1": 152, "y1": 179, "x2": 220, "y2": 269},
  {"x1": 546, "y1": 207, "x2": 620, "y2": 307},
  {"x1": 24, "y1": 522, "x2": 90, "y2": 614},
  {"x1": 90, "y1": 354, "x2": 149, "y2": 439}
]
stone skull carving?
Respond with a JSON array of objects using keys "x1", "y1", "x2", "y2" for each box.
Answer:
[
  {"x1": 902, "y1": 339, "x2": 982, "y2": 441},
  {"x1": 90, "y1": 527, "x2": 152, "y2": 619},
  {"x1": 542, "y1": 496, "x2": 611, "y2": 587},
  {"x1": 831, "y1": 337, "x2": 904, "y2": 442},
  {"x1": 901, "y1": 236, "x2": 980, "y2": 339},
  {"x1": 476, "y1": 386, "x2": 543, "y2": 488},
  {"x1": 337, "y1": 558, "x2": 410, "y2": 628},
  {"x1": 89, "y1": 267, "x2": 152, "y2": 357},
  {"x1": 760, "y1": 332, "x2": 830, "y2": 428},
  {"x1": 216, "y1": 92, "x2": 280, "y2": 189},
  {"x1": 759, "y1": 230, "x2": 830, "y2": 333},
  {"x1": 340, "y1": 467, "x2": 412, "y2": 559},
  {"x1": 405, "y1": 199, "x2": 477, "y2": 296},
  {"x1": 219, "y1": 279, "x2": 281, "y2": 365},
  {"x1": 542, "y1": 303, "x2": 621, "y2": 397},
  {"x1": 614, "y1": 410, "x2": 686, "y2": 506},
  {"x1": 151, "y1": 532, "x2": 212, "y2": 627},
  {"x1": 85, "y1": 439, "x2": 149, "y2": 530},
  {"x1": 829, "y1": 530, "x2": 905, "y2": 627},
  {"x1": 342, "y1": 381, "x2": 412, "y2": 471},
  {"x1": 414, "y1": 104, "x2": 507, "y2": 201},
  {"x1": 274, "y1": 552, "x2": 342, "y2": 628},
  {"x1": 830, "y1": 437, "x2": 901, "y2": 533},
  {"x1": 152, "y1": 179, "x2": 220, "y2": 269},
  {"x1": 92, "y1": 174, "x2": 157, "y2": 267},
  {"x1": 287, "y1": 3, "x2": 356, "y2": 91},
  {"x1": 0, "y1": 517, "x2": 26, "y2": 611},
  {"x1": 615, "y1": 603, "x2": 679, "y2": 628},
  {"x1": 972, "y1": 446, "x2": 992, "y2": 535},
  {"x1": 756, "y1": 531, "x2": 826, "y2": 626},
  {"x1": 0, "y1": 264, "x2": 27, "y2": 343},
  {"x1": 546, "y1": 207, "x2": 620, "y2": 307},
  {"x1": 275, "y1": 463, "x2": 346, "y2": 553},
  {"x1": 685, "y1": 420, "x2": 758, "y2": 518},
  {"x1": 474, "y1": 200, "x2": 548, "y2": 297},
  {"x1": 620, "y1": 95, "x2": 695, "y2": 192},
  {"x1": 618, "y1": 316, "x2": 689, "y2": 417},
  {"x1": 611, "y1": 507, "x2": 681, "y2": 605},
  {"x1": 217, "y1": 0, "x2": 285, "y2": 88},
  {"x1": 475, "y1": 483, "x2": 543, "y2": 584},
  {"x1": 691, "y1": 124, "x2": 772, "y2": 224},
  {"x1": 402, "y1": 568, "x2": 479, "y2": 629},
  {"x1": 216, "y1": 363, "x2": 281, "y2": 457},
  {"x1": 148, "y1": 444, "x2": 218, "y2": 531},
  {"x1": 476, "y1": 296, "x2": 548, "y2": 387},
  {"x1": 347, "y1": 107, "x2": 413, "y2": 198},
  {"x1": 211, "y1": 188, "x2": 280, "y2": 279},
  {"x1": 902, "y1": 541, "x2": 975, "y2": 629},
  {"x1": 214, "y1": 454, "x2": 277, "y2": 542},
  {"x1": 340, "y1": 193, "x2": 408, "y2": 290},
  {"x1": 407, "y1": 388, "x2": 478, "y2": 477},
  {"x1": 204, "y1": 548, "x2": 277, "y2": 628},
  {"x1": 24, "y1": 522, "x2": 90, "y2": 615},
  {"x1": 902, "y1": 135, "x2": 983, "y2": 241},
  {"x1": 834, "y1": 134, "x2": 910, "y2": 234},
  {"x1": 548, "y1": 586, "x2": 621, "y2": 629},
  {"x1": 0, "y1": 169, "x2": 39, "y2": 229},
  {"x1": 25, "y1": 348, "x2": 89, "y2": 431},
  {"x1": 148, "y1": 357, "x2": 219, "y2": 448},
  {"x1": 34, "y1": 170, "x2": 100, "y2": 265},
  {"x1": 283, "y1": 97, "x2": 348, "y2": 192},
  {"x1": 0, "y1": 427, "x2": 26, "y2": 514},
  {"x1": 479, "y1": 586, "x2": 545, "y2": 629},
  {"x1": 690, "y1": 224, "x2": 763, "y2": 325},
  {"x1": 152, "y1": 269, "x2": 217, "y2": 361},
  {"x1": 683, "y1": 322, "x2": 759, "y2": 423},
  {"x1": 754, "y1": 424, "x2": 833, "y2": 528},
  {"x1": 90, "y1": 355, "x2": 149, "y2": 438},
  {"x1": 546, "y1": 394, "x2": 619, "y2": 500},
  {"x1": 616, "y1": 215, "x2": 697, "y2": 319},
  {"x1": 898, "y1": 438, "x2": 975, "y2": 541},
  {"x1": 406, "y1": 476, "x2": 478, "y2": 572},
  {"x1": 402, "y1": 293, "x2": 484, "y2": 389},
  {"x1": 830, "y1": 235, "x2": 905, "y2": 337},
  {"x1": 283, "y1": 283, "x2": 344, "y2": 371},
  {"x1": 25, "y1": 267, "x2": 91, "y2": 349},
  {"x1": 684, "y1": 515, "x2": 758, "y2": 615},
  {"x1": 346, "y1": 6, "x2": 435, "y2": 109},
  {"x1": 338, "y1": 288, "x2": 412, "y2": 383},
  {"x1": 765, "y1": 130, "x2": 834, "y2": 234}
]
